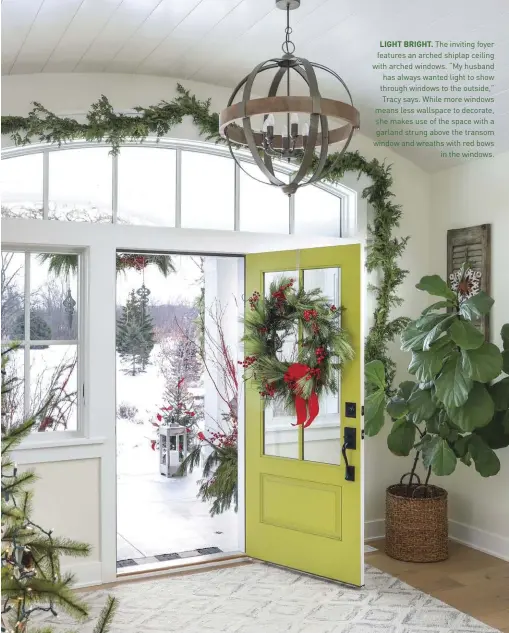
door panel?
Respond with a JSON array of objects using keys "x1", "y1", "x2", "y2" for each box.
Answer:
[{"x1": 245, "y1": 244, "x2": 363, "y2": 586}]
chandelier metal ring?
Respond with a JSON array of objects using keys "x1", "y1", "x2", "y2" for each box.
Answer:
[{"x1": 219, "y1": 0, "x2": 360, "y2": 195}]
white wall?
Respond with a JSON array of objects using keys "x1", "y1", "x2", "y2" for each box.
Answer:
[
  {"x1": 430, "y1": 152, "x2": 509, "y2": 560},
  {"x1": 2, "y1": 72, "x2": 434, "y2": 580},
  {"x1": 21, "y1": 460, "x2": 101, "y2": 577}
]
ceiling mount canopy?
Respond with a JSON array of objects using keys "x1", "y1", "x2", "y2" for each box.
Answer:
[{"x1": 219, "y1": 0, "x2": 360, "y2": 196}]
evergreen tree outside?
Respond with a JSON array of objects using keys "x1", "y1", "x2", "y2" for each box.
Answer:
[
  {"x1": 116, "y1": 286, "x2": 155, "y2": 376},
  {"x1": 1, "y1": 346, "x2": 117, "y2": 632},
  {"x1": 12, "y1": 312, "x2": 52, "y2": 349}
]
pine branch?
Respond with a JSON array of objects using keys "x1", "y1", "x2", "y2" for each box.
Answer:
[
  {"x1": 92, "y1": 596, "x2": 118, "y2": 633},
  {"x1": 1, "y1": 88, "x2": 409, "y2": 391}
]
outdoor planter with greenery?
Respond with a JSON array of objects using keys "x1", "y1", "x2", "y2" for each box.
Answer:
[{"x1": 365, "y1": 268, "x2": 509, "y2": 562}]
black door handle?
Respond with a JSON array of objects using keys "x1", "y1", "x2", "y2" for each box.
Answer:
[{"x1": 342, "y1": 427, "x2": 356, "y2": 482}]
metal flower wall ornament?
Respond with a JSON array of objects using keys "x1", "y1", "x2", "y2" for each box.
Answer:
[{"x1": 449, "y1": 263, "x2": 482, "y2": 302}]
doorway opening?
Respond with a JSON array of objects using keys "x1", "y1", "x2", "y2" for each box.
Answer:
[{"x1": 115, "y1": 251, "x2": 243, "y2": 573}]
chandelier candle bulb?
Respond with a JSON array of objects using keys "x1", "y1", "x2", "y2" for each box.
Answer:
[
  {"x1": 290, "y1": 112, "x2": 299, "y2": 138},
  {"x1": 282, "y1": 125, "x2": 289, "y2": 149},
  {"x1": 263, "y1": 113, "x2": 275, "y2": 132}
]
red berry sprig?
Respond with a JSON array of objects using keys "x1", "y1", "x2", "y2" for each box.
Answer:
[
  {"x1": 303, "y1": 309, "x2": 318, "y2": 322},
  {"x1": 260, "y1": 382, "x2": 276, "y2": 398},
  {"x1": 315, "y1": 347, "x2": 327, "y2": 363},
  {"x1": 238, "y1": 355, "x2": 257, "y2": 369},
  {"x1": 305, "y1": 367, "x2": 321, "y2": 381},
  {"x1": 330, "y1": 305, "x2": 337, "y2": 312},
  {"x1": 248, "y1": 291, "x2": 261, "y2": 310},
  {"x1": 272, "y1": 279, "x2": 295, "y2": 302}
]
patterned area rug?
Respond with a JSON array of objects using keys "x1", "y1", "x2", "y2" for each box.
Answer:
[{"x1": 35, "y1": 563, "x2": 500, "y2": 632}]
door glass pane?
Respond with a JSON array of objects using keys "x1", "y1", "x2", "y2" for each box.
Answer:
[
  {"x1": 49, "y1": 148, "x2": 112, "y2": 222},
  {"x1": 1, "y1": 154, "x2": 43, "y2": 219},
  {"x1": 1, "y1": 252, "x2": 25, "y2": 341},
  {"x1": 303, "y1": 267, "x2": 341, "y2": 465},
  {"x1": 239, "y1": 162, "x2": 289, "y2": 233},
  {"x1": 263, "y1": 270, "x2": 300, "y2": 459},
  {"x1": 181, "y1": 152, "x2": 234, "y2": 230},
  {"x1": 117, "y1": 148, "x2": 176, "y2": 226},
  {"x1": 30, "y1": 253, "x2": 79, "y2": 341},
  {"x1": 30, "y1": 345, "x2": 78, "y2": 431},
  {"x1": 295, "y1": 186, "x2": 341, "y2": 237}
]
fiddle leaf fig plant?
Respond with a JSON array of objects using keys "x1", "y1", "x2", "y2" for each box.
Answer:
[{"x1": 365, "y1": 266, "x2": 509, "y2": 483}]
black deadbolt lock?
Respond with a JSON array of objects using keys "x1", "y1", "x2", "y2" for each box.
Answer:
[{"x1": 345, "y1": 402, "x2": 357, "y2": 418}]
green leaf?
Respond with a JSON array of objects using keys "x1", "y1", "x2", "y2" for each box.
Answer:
[
  {"x1": 422, "y1": 300, "x2": 456, "y2": 315},
  {"x1": 448, "y1": 382, "x2": 495, "y2": 432},
  {"x1": 364, "y1": 390, "x2": 386, "y2": 437},
  {"x1": 397, "y1": 381, "x2": 417, "y2": 401},
  {"x1": 461, "y1": 343, "x2": 503, "y2": 383},
  {"x1": 416, "y1": 275, "x2": 457, "y2": 300},
  {"x1": 408, "y1": 340, "x2": 454, "y2": 382},
  {"x1": 474, "y1": 410, "x2": 509, "y2": 450},
  {"x1": 407, "y1": 388, "x2": 437, "y2": 422},
  {"x1": 386, "y1": 398, "x2": 409, "y2": 419},
  {"x1": 387, "y1": 419, "x2": 416, "y2": 456},
  {"x1": 431, "y1": 439, "x2": 458, "y2": 476},
  {"x1": 425, "y1": 414, "x2": 440, "y2": 435},
  {"x1": 450, "y1": 319, "x2": 485, "y2": 350},
  {"x1": 423, "y1": 315, "x2": 457, "y2": 351},
  {"x1": 435, "y1": 351, "x2": 473, "y2": 408},
  {"x1": 459, "y1": 291, "x2": 494, "y2": 320},
  {"x1": 502, "y1": 350, "x2": 509, "y2": 374},
  {"x1": 489, "y1": 377, "x2": 509, "y2": 411},
  {"x1": 420, "y1": 434, "x2": 438, "y2": 468},
  {"x1": 454, "y1": 435, "x2": 470, "y2": 458},
  {"x1": 415, "y1": 312, "x2": 451, "y2": 332},
  {"x1": 468, "y1": 435, "x2": 500, "y2": 477},
  {"x1": 438, "y1": 422, "x2": 450, "y2": 439},
  {"x1": 365, "y1": 360, "x2": 386, "y2": 391},
  {"x1": 400, "y1": 323, "x2": 429, "y2": 352},
  {"x1": 501, "y1": 324, "x2": 509, "y2": 350}
]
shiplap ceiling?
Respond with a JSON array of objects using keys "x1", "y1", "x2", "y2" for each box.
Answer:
[{"x1": 2, "y1": 0, "x2": 508, "y2": 171}]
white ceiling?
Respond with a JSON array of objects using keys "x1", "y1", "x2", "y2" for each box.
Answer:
[{"x1": 2, "y1": 0, "x2": 508, "y2": 171}]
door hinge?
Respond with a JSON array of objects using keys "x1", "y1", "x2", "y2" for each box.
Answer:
[
  {"x1": 361, "y1": 405, "x2": 364, "y2": 416},
  {"x1": 361, "y1": 429, "x2": 365, "y2": 440}
]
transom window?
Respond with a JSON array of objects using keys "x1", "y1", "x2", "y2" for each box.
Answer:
[
  {"x1": 1, "y1": 249, "x2": 82, "y2": 434},
  {"x1": 1, "y1": 140, "x2": 345, "y2": 237}
]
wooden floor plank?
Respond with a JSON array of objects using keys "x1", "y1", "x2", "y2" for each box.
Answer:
[{"x1": 366, "y1": 539, "x2": 509, "y2": 629}]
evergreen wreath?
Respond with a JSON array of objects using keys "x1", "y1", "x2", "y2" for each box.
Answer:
[
  {"x1": 1, "y1": 84, "x2": 409, "y2": 391},
  {"x1": 242, "y1": 276, "x2": 354, "y2": 427}
]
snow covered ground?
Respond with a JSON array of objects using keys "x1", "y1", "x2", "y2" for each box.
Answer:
[{"x1": 115, "y1": 346, "x2": 238, "y2": 561}]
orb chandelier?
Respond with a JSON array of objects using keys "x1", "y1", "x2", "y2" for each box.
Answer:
[{"x1": 219, "y1": 0, "x2": 360, "y2": 196}]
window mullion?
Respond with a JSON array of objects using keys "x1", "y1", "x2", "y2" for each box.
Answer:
[
  {"x1": 112, "y1": 154, "x2": 118, "y2": 224},
  {"x1": 24, "y1": 253, "x2": 31, "y2": 417},
  {"x1": 234, "y1": 162, "x2": 240, "y2": 231},
  {"x1": 175, "y1": 148, "x2": 182, "y2": 228},
  {"x1": 43, "y1": 151, "x2": 49, "y2": 220},
  {"x1": 289, "y1": 193, "x2": 295, "y2": 234}
]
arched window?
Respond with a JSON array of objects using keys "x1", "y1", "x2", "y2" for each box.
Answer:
[{"x1": 1, "y1": 140, "x2": 347, "y2": 237}]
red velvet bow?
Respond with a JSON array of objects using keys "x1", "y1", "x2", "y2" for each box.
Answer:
[{"x1": 284, "y1": 363, "x2": 319, "y2": 428}]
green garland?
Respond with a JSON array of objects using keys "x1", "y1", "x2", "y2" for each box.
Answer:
[
  {"x1": 242, "y1": 276, "x2": 354, "y2": 421},
  {"x1": 1, "y1": 84, "x2": 409, "y2": 389}
]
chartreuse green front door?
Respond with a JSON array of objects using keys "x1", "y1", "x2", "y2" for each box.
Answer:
[{"x1": 245, "y1": 244, "x2": 363, "y2": 586}]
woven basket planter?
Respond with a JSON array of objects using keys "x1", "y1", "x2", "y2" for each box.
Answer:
[{"x1": 385, "y1": 484, "x2": 449, "y2": 563}]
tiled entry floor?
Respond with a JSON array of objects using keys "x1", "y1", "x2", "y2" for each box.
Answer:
[{"x1": 117, "y1": 450, "x2": 238, "y2": 563}]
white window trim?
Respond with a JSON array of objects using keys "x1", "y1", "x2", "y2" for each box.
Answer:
[
  {"x1": 2, "y1": 244, "x2": 87, "y2": 447},
  {"x1": 1, "y1": 138, "x2": 348, "y2": 237}
]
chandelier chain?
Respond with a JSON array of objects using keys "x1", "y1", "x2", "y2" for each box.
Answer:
[{"x1": 282, "y1": 5, "x2": 295, "y2": 55}]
